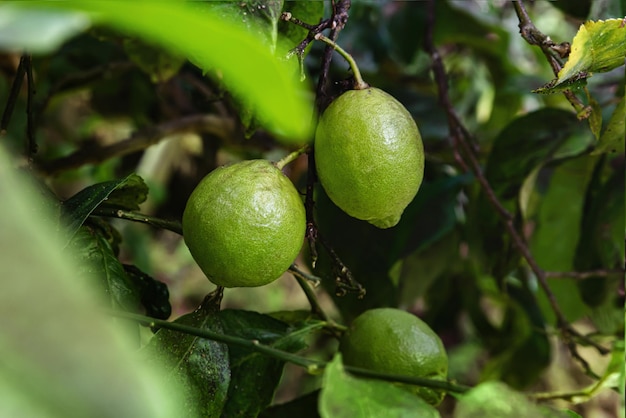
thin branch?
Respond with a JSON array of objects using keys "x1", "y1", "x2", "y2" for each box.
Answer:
[
  {"x1": 545, "y1": 269, "x2": 625, "y2": 280},
  {"x1": 512, "y1": 1, "x2": 586, "y2": 113},
  {"x1": 92, "y1": 207, "x2": 183, "y2": 235},
  {"x1": 423, "y1": 0, "x2": 609, "y2": 363},
  {"x1": 111, "y1": 310, "x2": 471, "y2": 394},
  {"x1": 37, "y1": 114, "x2": 235, "y2": 175},
  {"x1": 1, "y1": 54, "x2": 27, "y2": 135},
  {"x1": 25, "y1": 55, "x2": 36, "y2": 158}
]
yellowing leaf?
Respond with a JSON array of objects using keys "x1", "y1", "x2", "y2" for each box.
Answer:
[{"x1": 558, "y1": 18, "x2": 626, "y2": 84}]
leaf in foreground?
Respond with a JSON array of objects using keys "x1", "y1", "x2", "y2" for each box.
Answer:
[{"x1": 319, "y1": 355, "x2": 440, "y2": 418}]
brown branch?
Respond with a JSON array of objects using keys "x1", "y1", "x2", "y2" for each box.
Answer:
[
  {"x1": 1, "y1": 54, "x2": 27, "y2": 136},
  {"x1": 37, "y1": 114, "x2": 235, "y2": 175},
  {"x1": 512, "y1": 1, "x2": 586, "y2": 114},
  {"x1": 423, "y1": 0, "x2": 609, "y2": 362},
  {"x1": 545, "y1": 269, "x2": 625, "y2": 280},
  {"x1": 25, "y1": 55, "x2": 36, "y2": 158}
]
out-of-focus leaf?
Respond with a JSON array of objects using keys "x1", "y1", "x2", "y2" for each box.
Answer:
[
  {"x1": 123, "y1": 38, "x2": 185, "y2": 83},
  {"x1": 61, "y1": 173, "x2": 148, "y2": 244},
  {"x1": 67, "y1": 223, "x2": 139, "y2": 312},
  {"x1": 144, "y1": 295, "x2": 231, "y2": 418},
  {"x1": 528, "y1": 157, "x2": 596, "y2": 323},
  {"x1": 575, "y1": 157, "x2": 625, "y2": 308},
  {"x1": 540, "y1": 19, "x2": 626, "y2": 93},
  {"x1": 0, "y1": 144, "x2": 185, "y2": 417},
  {"x1": 259, "y1": 390, "x2": 321, "y2": 418},
  {"x1": 0, "y1": 6, "x2": 89, "y2": 53},
  {"x1": 592, "y1": 97, "x2": 625, "y2": 155},
  {"x1": 124, "y1": 264, "x2": 172, "y2": 320},
  {"x1": 17, "y1": 0, "x2": 314, "y2": 141},
  {"x1": 454, "y1": 381, "x2": 566, "y2": 418},
  {"x1": 219, "y1": 309, "x2": 313, "y2": 418},
  {"x1": 484, "y1": 109, "x2": 590, "y2": 199},
  {"x1": 479, "y1": 284, "x2": 550, "y2": 389},
  {"x1": 319, "y1": 355, "x2": 441, "y2": 418},
  {"x1": 549, "y1": 1, "x2": 592, "y2": 19}
]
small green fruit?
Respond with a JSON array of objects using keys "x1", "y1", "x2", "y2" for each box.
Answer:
[
  {"x1": 339, "y1": 308, "x2": 448, "y2": 405},
  {"x1": 314, "y1": 87, "x2": 424, "y2": 228},
  {"x1": 182, "y1": 160, "x2": 305, "y2": 288}
]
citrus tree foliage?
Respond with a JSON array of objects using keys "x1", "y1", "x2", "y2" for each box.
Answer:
[{"x1": 0, "y1": 1, "x2": 624, "y2": 417}]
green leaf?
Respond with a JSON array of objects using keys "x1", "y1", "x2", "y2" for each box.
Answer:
[
  {"x1": 546, "y1": 19, "x2": 626, "y2": 91},
  {"x1": 454, "y1": 381, "x2": 552, "y2": 418},
  {"x1": 219, "y1": 310, "x2": 311, "y2": 418},
  {"x1": 484, "y1": 109, "x2": 591, "y2": 199},
  {"x1": 61, "y1": 173, "x2": 148, "y2": 244},
  {"x1": 0, "y1": 144, "x2": 184, "y2": 417},
  {"x1": 67, "y1": 223, "x2": 139, "y2": 312},
  {"x1": 478, "y1": 285, "x2": 551, "y2": 389},
  {"x1": 575, "y1": 157, "x2": 625, "y2": 309},
  {"x1": 16, "y1": 0, "x2": 314, "y2": 141},
  {"x1": 124, "y1": 264, "x2": 172, "y2": 320},
  {"x1": 319, "y1": 355, "x2": 441, "y2": 418},
  {"x1": 144, "y1": 295, "x2": 231, "y2": 418},
  {"x1": 592, "y1": 97, "x2": 625, "y2": 155}
]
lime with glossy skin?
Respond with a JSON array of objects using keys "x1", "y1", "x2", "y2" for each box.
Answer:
[
  {"x1": 314, "y1": 87, "x2": 424, "y2": 229},
  {"x1": 339, "y1": 308, "x2": 448, "y2": 405},
  {"x1": 182, "y1": 159, "x2": 306, "y2": 288}
]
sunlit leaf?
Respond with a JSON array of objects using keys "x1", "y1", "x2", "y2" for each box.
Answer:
[{"x1": 539, "y1": 19, "x2": 626, "y2": 93}]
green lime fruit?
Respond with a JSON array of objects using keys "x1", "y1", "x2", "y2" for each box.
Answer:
[
  {"x1": 339, "y1": 308, "x2": 448, "y2": 405},
  {"x1": 182, "y1": 159, "x2": 306, "y2": 288},
  {"x1": 314, "y1": 87, "x2": 424, "y2": 229}
]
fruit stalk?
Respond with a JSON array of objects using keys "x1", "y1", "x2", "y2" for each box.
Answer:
[
  {"x1": 275, "y1": 145, "x2": 310, "y2": 170},
  {"x1": 314, "y1": 33, "x2": 368, "y2": 90}
]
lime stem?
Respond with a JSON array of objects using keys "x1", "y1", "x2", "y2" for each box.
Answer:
[
  {"x1": 275, "y1": 145, "x2": 309, "y2": 170},
  {"x1": 314, "y1": 34, "x2": 369, "y2": 90}
]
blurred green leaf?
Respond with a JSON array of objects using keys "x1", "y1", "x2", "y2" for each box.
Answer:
[
  {"x1": 575, "y1": 157, "x2": 625, "y2": 308},
  {"x1": 61, "y1": 173, "x2": 148, "y2": 244},
  {"x1": 319, "y1": 355, "x2": 440, "y2": 418},
  {"x1": 454, "y1": 381, "x2": 566, "y2": 418},
  {"x1": 481, "y1": 286, "x2": 551, "y2": 389},
  {"x1": 592, "y1": 97, "x2": 625, "y2": 155},
  {"x1": 549, "y1": 1, "x2": 592, "y2": 19},
  {"x1": 0, "y1": 144, "x2": 184, "y2": 417},
  {"x1": 485, "y1": 109, "x2": 590, "y2": 199},
  {"x1": 16, "y1": 0, "x2": 314, "y2": 141},
  {"x1": 219, "y1": 310, "x2": 311, "y2": 418},
  {"x1": 144, "y1": 295, "x2": 230, "y2": 418}
]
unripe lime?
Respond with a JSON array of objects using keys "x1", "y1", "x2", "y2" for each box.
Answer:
[
  {"x1": 314, "y1": 87, "x2": 424, "y2": 228},
  {"x1": 339, "y1": 308, "x2": 448, "y2": 405},
  {"x1": 182, "y1": 160, "x2": 305, "y2": 288}
]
